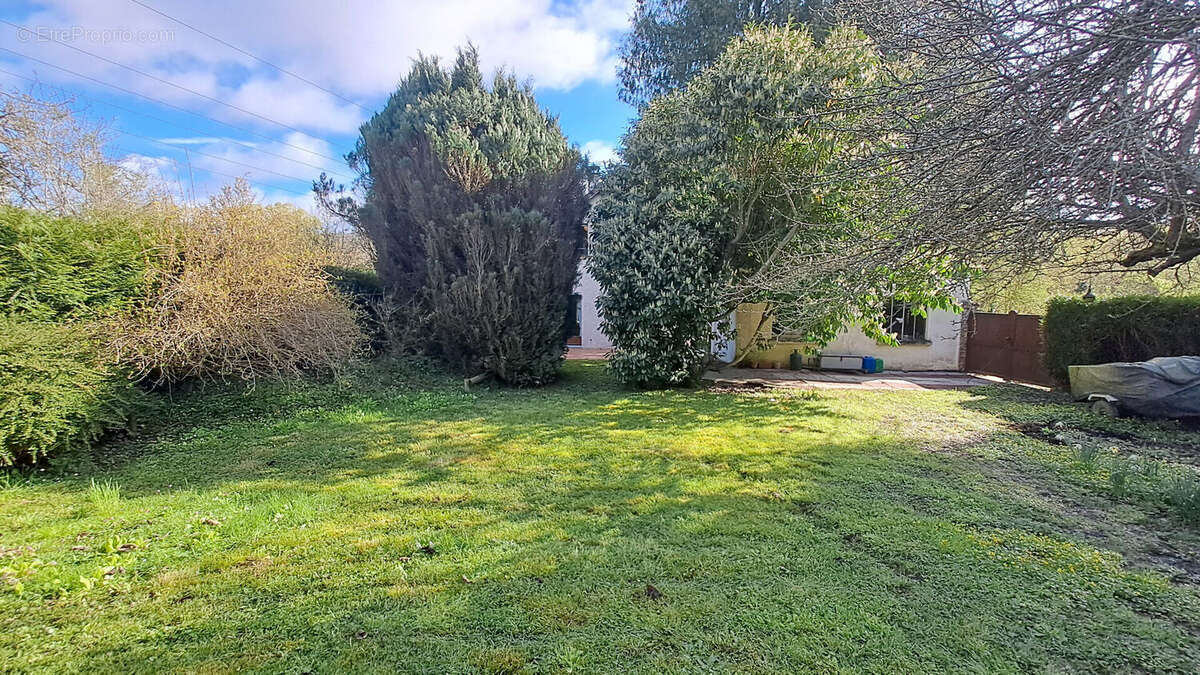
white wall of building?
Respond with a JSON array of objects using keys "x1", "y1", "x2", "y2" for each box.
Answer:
[
  {"x1": 575, "y1": 263, "x2": 964, "y2": 370},
  {"x1": 823, "y1": 307, "x2": 964, "y2": 371},
  {"x1": 573, "y1": 266, "x2": 611, "y2": 348}
]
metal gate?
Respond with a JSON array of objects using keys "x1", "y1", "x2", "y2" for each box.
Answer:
[{"x1": 964, "y1": 311, "x2": 1055, "y2": 386}]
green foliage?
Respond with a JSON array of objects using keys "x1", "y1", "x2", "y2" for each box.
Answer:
[
  {"x1": 593, "y1": 24, "x2": 963, "y2": 386},
  {"x1": 588, "y1": 183, "x2": 719, "y2": 387},
  {"x1": 0, "y1": 208, "x2": 150, "y2": 466},
  {"x1": 324, "y1": 265, "x2": 386, "y2": 352},
  {"x1": 0, "y1": 319, "x2": 141, "y2": 466},
  {"x1": 353, "y1": 46, "x2": 590, "y2": 385},
  {"x1": 1044, "y1": 296, "x2": 1200, "y2": 383},
  {"x1": 0, "y1": 207, "x2": 152, "y2": 321},
  {"x1": 618, "y1": 0, "x2": 817, "y2": 107}
]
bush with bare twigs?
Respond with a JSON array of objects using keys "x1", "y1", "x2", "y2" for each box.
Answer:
[{"x1": 109, "y1": 182, "x2": 364, "y2": 384}]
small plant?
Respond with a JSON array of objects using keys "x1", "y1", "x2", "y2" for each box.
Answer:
[
  {"x1": 1163, "y1": 472, "x2": 1200, "y2": 523},
  {"x1": 88, "y1": 478, "x2": 120, "y2": 512},
  {"x1": 1107, "y1": 456, "x2": 1135, "y2": 498},
  {"x1": 1074, "y1": 443, "x2": 1102, "y2": 468}
]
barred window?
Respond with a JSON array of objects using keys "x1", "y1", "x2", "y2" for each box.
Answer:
[{"x1": 884, "y1": 300, "x2": 928, "y2": 344}]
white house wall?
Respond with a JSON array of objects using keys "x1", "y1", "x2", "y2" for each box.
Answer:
[
  {"x1": 823, "y1": 307, "x2": 964, "y2": 371},
  {"x1": 574, "y1": 266, "x2": 611, "y2": 348},
  {"x1": 575, "y1": 264, "x2": 964, "y2": 370}
]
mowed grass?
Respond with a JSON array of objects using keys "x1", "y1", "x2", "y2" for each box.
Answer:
[{"x1": 2, "y1": 361, "x2": 1200, "y2": 673}]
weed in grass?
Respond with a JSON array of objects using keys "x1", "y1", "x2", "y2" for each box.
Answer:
[
  {"x1": 1108, "y1": 456, "x2": 1135, "y2": 499},
  {"x1": 87, "y1": 478, "x2": 120, "y2": 513},
  {"x1": 0, "y1": 471, "x2": 28, "y2": 490},
  {"x1": 1164, "y1": 472, "x2": 1200, "y2": 523},
  {"x1": 1074, "y1": 442, "x2": 1102, "y2": 467}
]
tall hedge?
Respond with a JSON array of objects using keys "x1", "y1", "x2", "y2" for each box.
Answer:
[
  {"x1": 0, "y1": 319, "x2": 142, "y2": 466},
  {"x1": 0, "y1": 206, "x2": 152, "y2": 321},
  {"x1": 1044, "y1": 296, "x2": 1200, "y2": 382},
  {"x1": 0, "y1": 208, "x2": 152, "y2": 465}
]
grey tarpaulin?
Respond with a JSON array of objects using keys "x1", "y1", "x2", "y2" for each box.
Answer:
[{"x1": 1069, "y1": 356, "x2": 1200, "y2": 418}]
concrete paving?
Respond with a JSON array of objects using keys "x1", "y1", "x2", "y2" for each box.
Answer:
[
  {"x1": 565, "y1": 347, "x2": 612, "y2": 360},
  {"x1": 702, "y1": 367, "x2": 991, "y2": 391}
]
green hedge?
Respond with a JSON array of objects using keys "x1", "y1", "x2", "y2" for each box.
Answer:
[
  {"x1": 324, "y1": 265, "x2": 386, "y2": 352},
  {"x1": 1044, "y1": 296, "x2": 1200, "y2": 383},
  {"x1": 0, "y1": 319, "x2": 143, "y2": 466},
  {"x1": 0, "y1": 207, "x2": 152, "y2": 321},
  {"x1": 0, "y1": 208, "x2": 153, "y2": 466}
]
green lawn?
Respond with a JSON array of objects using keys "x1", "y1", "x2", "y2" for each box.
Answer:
[{"x1": 3, "y1": 360, "x2": 1200, "y2": 673}]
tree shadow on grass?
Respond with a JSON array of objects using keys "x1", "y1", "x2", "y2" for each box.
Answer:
[
  {"x1": 70, "y1": 428, "x2": 1200, "y2": 673},
  {"x1": 106, "y1": 365, "x2": 848, "y2": 496},
  {"x1": 14, "y1": 364, "x2": 1200, "y2": 671}
]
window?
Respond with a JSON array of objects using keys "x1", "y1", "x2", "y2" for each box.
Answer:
[
  {"x1": 770, "y1": 315, "x2": 806, "y2": 342},
  {"x1": 577, "y1": 227, "x2": 590, "y2": 257},
  {"x1": 884, "y1": 300, "x2": 928, "y2": 344}
]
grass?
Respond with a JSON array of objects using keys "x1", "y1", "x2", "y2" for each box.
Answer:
[{"x1": 2, "y1": 360, "x2": 1200, "y2": 672}]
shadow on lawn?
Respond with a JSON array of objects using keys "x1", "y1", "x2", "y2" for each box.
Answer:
[
  {"x1": 111, "y1": 364, "x2": 850, "y2": 495},
  {"x1": 115, "y1": 433, "x2": 1200, "y2": 671},
  {"x1": 957, "y1": 382, "x2": 1200, "y2": 448},
  {"x1": 28, "y1": 365, "x2": 1200, "y2": 670}
]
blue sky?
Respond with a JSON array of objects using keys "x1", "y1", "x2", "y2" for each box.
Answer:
[{"x1": 0, "y1": 0, "x2": 636, "y2": 211}]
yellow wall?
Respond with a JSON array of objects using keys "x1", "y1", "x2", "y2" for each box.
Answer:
[{"x1": 734, "y1": 303, "x2": 816, "y2": 367}]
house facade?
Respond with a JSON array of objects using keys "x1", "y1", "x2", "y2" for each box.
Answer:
[{"x1": 568, "y1": 267, "x2": 966, "y2": 372}]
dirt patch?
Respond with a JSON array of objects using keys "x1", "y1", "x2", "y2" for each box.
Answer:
[
  {"x1": 705, "y1": 381, "x2": 770, "y2": 394},
  {"x1": 1012, "y1": 421, "x2": 1200, "y2": 467},
  {"x1": 935, "y1": 430, "x2": 1200, "y2": 587}
]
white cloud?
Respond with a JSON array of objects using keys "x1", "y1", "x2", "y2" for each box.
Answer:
[
  {"x1": 10, "y1": 1, "x2": 634, "y2": 211},
  {"x1": 159, "y1": 131, "x2": 347, "y2": 184},
  {"x1": 10, "y1": 0, "x2": 634, "y2": 133},
  {"x1": 117, "y1": 152, "x2": 179, "y2": 184},
  {"x1": 116, "y1": 151, "x2": 317, "y2": 212},
  {"x1": 155, "y1": 136, "x2": 226, "y2": 145},
  {"x1": 255, "y1": 187, "x2": 319, "y2": 214},
  {"x1": 582, "y1": 139, "x2": 617, "y2": 165}
]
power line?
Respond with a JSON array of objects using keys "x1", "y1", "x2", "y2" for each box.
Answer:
[
  {"x1": 112, "y1": 144, "x2": 316, "y2": 198},
  {"x1": 127, "y1": 0, "x2": 372, "y2": 113},
  {"x1": 0, "y1": 70, "x2": 321, "y2": 195},
  {"x1": 117, "y1": 127, "x2": 324, "y2": 184},
  {"x1": 0, "y1": 65, "x2": 356, "y2": 181},
  {"x1": 0, "y1": 46, "x2": 345, "y2": 164},
  {"x1": 0, "y1": 18, "x2": 359, "y2": 141}
]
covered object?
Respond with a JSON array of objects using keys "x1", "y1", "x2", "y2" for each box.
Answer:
[{"x1": 1068, "y1": 356, "x2": 1200, "y2": 418}]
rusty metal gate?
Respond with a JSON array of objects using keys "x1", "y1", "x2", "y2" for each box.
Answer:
[{"x1": 964, "y1": 311, "x2": 1055, "y2": 386}]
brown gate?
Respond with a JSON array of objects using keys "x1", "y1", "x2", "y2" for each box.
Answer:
[{"x1": 964, "y1": 311, "x2": 1055, "y2": 386}]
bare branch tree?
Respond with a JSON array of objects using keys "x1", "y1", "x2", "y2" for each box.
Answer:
[
  {"x1": 835, "y1": 0, "x2": 1200, "y2": 276},
  {"x1": 0, "y1": 89, "x2": 107, "y2": 215}
]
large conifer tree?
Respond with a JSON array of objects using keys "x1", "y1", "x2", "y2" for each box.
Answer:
[{"x1": 347, "y1": 47, "x2": 590, "y2": 385}]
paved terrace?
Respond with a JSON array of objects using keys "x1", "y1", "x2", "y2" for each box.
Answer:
[
  {"x1": 566, "y1": 348, "x2": 994, "y2": 390},
  {"x1": 703, "y1": 367, "x2": 992, "y2": 391}
]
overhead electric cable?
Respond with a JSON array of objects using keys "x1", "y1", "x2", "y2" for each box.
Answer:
[
  {"x1": 0, "y1": 65, "x2": 355, "y2": 181},
  {"x1": 0, "y1": 46, "x2": 347, "y2": 164},
  {"x1": 127, "y1": 0, "x2": 372, "y2": 113}
]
